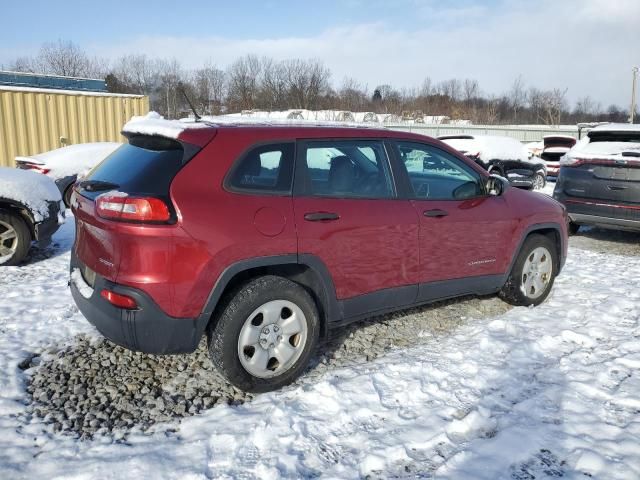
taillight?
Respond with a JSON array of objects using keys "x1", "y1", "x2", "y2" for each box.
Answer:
[
  {"x1": 559, "y1": 155, "x2": 583, "y2": 167},
  {"x1": 95, "y1": 193, "x2": 171, "y2": 222},
  {"x1": 20, "y1": 163, "x2": 51, "y2": 175},
  {"x1": 100, "y1": 289, "x2": 138, "y2": 309}
]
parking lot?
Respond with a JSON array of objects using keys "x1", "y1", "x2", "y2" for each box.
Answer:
[{"x1": 1, "y1": 205, "x2": 638, "y2": 478}]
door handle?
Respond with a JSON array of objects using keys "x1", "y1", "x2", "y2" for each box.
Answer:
[
  {"x1": 423, "y1": 209, "x2": 448, "y2": 218},
  {"x1": 304, "y1": 212, "x2": 340, "y2": 222},
  {"x1": 607, "y1": 185, "x2": 627, "y2": 191}
]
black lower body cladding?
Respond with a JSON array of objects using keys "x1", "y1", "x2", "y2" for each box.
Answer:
[{"x1": 70, "y1": 253, "x2": 206, "y2": 354}]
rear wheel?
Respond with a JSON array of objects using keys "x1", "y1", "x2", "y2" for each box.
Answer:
[
  {"x1": 0, "y1": 212, "x2": 31, "y2": 266},
  {"x1": 208, "y1": 275, "x2": 320, "y2": 392},
  {"x1": 532, "y1": 172, "x2": 546, "y2": 190},
  {"x1": 500, "y1": 234, "x2": 557, "y2": 306}
]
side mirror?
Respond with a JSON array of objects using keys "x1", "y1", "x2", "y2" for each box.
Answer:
[{"x1": 487, "y1": 174, "x2": 509, "y2": 196}]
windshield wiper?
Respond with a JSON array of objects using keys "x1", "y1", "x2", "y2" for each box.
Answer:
[{"x1": 78, "y1": 180, "x2": 120, "y2": 192}]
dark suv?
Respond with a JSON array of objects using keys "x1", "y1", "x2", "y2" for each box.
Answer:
[
  {"x1": 70, "y1": 116, "x2": 568, "y2": 392},
  {"x1": 553, "y1": 123, "x2": 640, "y2": 233}
]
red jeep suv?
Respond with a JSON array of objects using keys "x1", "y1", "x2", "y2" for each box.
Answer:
[{"x1": 70, "y1": 116, "x2": 568, "y2": 392}]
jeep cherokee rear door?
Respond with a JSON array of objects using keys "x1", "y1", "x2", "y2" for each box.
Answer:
[{"x1": 293, "y1": 139, "x2": 419, "y2": 311}]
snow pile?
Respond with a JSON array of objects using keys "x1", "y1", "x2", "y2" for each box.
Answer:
[
  {"x1": 440, "y1": 135, "x2": 529, "y2": 162},
  {"x1": 122, "y1": 112, "x2": 212, "y2": 139},
  {"x1": 15, "y1": 143, "x2": 121, "y2": 180},
  {"x1": 0, "y1": 220, "x2": 639, "y2": 478},
  {"x1": 0, "y1": 167, "x2": 61, "y2": 221}
]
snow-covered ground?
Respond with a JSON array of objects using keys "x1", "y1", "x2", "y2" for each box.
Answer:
[{"x1": 1, "y1": 214, "x2": 639, "y2": 479}]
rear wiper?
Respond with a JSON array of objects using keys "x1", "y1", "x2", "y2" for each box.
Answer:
[{"x1": 78, "y1": 180, "x2": 120, "y2": 192}]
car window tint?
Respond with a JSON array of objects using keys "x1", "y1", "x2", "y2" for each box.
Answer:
[
  {"x1": 302, "y1": 141, "x2": 394, "y2": 199},
  {"x1": 228, "y1": 143, "x2": 294, "y2": 193},
  {"x1": 396, "y1": 142, "x2": 483, "y2": 200}
]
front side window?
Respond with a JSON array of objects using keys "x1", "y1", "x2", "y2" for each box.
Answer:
[
  {"x1": 301, "y1": 141, "x2": 394, "y2": 199},
  {"x1": 396, "y1": 142, "x2": 484, "y2": 200},
  {"x1": 227, "y1": 143, "x2": 294, "y2": 193}
]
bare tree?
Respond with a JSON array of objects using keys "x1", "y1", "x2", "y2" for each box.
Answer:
[
  {"x1": 539, "y1": 88, "x2": 568, "y2": 126},
  {"x1": 338, "y1": 77, "x2": 368, "y2": 111},
  {"x1": 509, "y1": 75, "x2": 526, "y2": 123},
  {"x1": 193, "y1": 62, "x2": 226, "y2": 114},
  {"x1": 259, "y1": 58, "x2": 288, "y2": 110},
  {"x1": 283, "y1": 59, "x2": 330, "y2": 110},
  {"x1": 11, "y1": 40, "x2": 100, "y2": 78},
  {"x1": 226, "y1": 55, "x2": 262, "y2": 111}
]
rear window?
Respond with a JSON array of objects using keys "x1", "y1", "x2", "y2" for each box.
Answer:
[
  {"x1": 588, "y1": 131, "x2": 640, "y2": 143},
  {"x1": 82, "y1": 136, "x2": 192, "y2": 199}
]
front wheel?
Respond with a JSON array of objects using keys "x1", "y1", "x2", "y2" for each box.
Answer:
[
  {"x1": 499, "y1": 234, "x2": 558, "y2": 306},
  {"x1": 208, "y1": 275, "x2": 320, "y2": 392}
]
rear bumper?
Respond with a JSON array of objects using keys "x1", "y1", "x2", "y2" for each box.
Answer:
[
  {"x1": 569, "y1": 213, "x2": 640, "y2": 232},
  {"x1": 35, "y1": 200, "x2": 64, "y2": 244},
  {"x1": 70, "y1": 255, "x2": 206, "y2": 354},
  {"x1": 554, "y1": 194, "x2": 640, "y2": 232}
]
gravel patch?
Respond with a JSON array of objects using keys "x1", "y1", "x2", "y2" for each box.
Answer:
[{"x1": 23, "y1": 294, "x2": 510, "y2": 439}]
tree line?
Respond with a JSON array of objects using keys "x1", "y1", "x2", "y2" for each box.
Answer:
[{"x1": 7, "y1": 40, "x2": 634, "y2": 125}]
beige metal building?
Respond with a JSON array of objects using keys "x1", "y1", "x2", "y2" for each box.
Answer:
[{"x1": 0, "y1": 86, "x2": 149, "y2": 167}]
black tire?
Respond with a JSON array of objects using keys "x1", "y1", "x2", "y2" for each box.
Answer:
[
  {"x1": 0, "y1": 211, "x2": 32, "y2": 266},
  {"x1": 207, "y1": 275, "x2": 320, "y2": 393},
  {"x1": 499, "y1": 233, "x2": 558, "y2": 307},
  {"x1": 568, "y1": 222, "x2": 580, "y2": 235}
]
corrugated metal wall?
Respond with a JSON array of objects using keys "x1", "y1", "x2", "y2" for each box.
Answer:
[{"x1": 0, "y1": 87, "x2": 149, "y2": 167}]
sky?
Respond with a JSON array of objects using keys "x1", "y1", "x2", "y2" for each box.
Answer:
[{"x1": 1, "y1": 0, "x2": 638, "y2": 107}]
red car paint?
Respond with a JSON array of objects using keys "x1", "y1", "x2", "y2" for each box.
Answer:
[{"x1": 73, "y1": 125, "x2": 567, "y2": 321}]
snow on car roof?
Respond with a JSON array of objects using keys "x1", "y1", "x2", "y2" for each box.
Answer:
[
  {"x1": 122, "y1": 112, "x2": 383, "y2": 140},
  {"x1": 439, "y1": 135, "x2": 528, "y2": 162},
  {"x1": 543, "y1": 134, "x2": 576, "y2": 140},
  {"x1": 589, "y1": 123, "x2": 640, "y2": 133},
  {"x1": 0, "y1": 167, "x2": 61, "y2": 221},
  {"x1": 15, "y1": 143, "x2": 121, "y2": 180},
  {"x1": 122, "y1": 112, "x2": 212, "y2": 139},
  {"x1": 567, "y1": 141, "x2": 640, "y2": 160}
]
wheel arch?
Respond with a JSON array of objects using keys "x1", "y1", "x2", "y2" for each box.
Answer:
[
  {"x1": 506, "y1": 223, "x2": 565, "y2": 280},
  {"x1": 197, "y1": 254, "x2": 339, "y2": 341},
  {"x1": 0, "y1": 199, "x2": 35, "y2": 240}
]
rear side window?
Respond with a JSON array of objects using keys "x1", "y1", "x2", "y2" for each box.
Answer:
[
  {"x1": 227, "y1": 143, "x2": 295, "y2": 194},
  {"x1": 83, "y1": 136, "x2": 190, "y2": 199},
  {"x1": 300, "y1": 140, "x2": 394, "y2": 199}
]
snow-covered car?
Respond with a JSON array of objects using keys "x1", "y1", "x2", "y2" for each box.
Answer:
[
  {"x1": 540, "y1": 135, "x2": 577, "y2": 177},
  {"x1": 15, "y1": 142, "x2": 122, "y2": 207},
  {"x1": 0, "y1": 167, "x2": 64, "y2": 265},
  {"x1": 438, "y1": 135, "x2": 547, "y2": 190}
]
